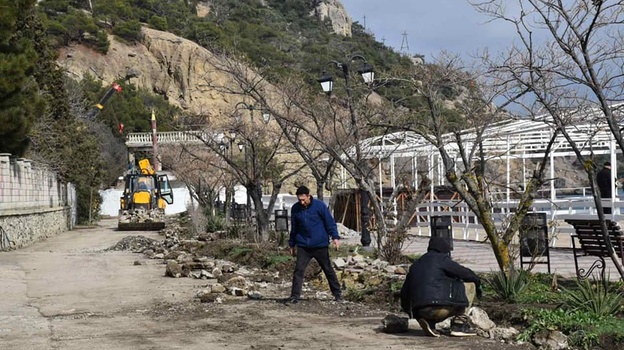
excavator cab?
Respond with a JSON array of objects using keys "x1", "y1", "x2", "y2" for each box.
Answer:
[
  {"x1": 125, "y1": 175, "x2": 157, "y2": 211},
  {"x1": 158, "y1": 174, "x2": 173, "y2": 205}
]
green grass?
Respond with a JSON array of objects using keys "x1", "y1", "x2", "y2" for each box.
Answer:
[{"x1": 519, "y1": 308, "x2": 624, "y2": 349}]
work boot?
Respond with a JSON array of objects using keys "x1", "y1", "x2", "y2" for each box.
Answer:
[
  {"x1": 283, "y1": 296, "x2": 299, "y2": 305},
  {"x1": 417, "y1": 318, "x2": 440, "y2": 337},
  {"x1": 449, "y1": 316, "x2": 477, "y2": 337}
]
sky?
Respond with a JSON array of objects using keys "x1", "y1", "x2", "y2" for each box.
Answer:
[{"x1": 339, "y1": 0, "x2": 519, "y2": 63}]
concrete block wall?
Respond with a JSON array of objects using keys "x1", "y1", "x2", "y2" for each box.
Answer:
[
  {"x1": 0, "y1": 154, "x2": 77, "y2": 251},
  {"x1": 0, "y1": 153, "x2": 67, "y2": 211}
]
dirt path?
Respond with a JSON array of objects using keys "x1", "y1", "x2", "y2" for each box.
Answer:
[{"x1": 0, "y1": 219, "x2": 532, "y2": 350}]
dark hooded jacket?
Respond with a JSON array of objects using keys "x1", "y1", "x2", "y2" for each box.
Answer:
[
  {"x1": 597, "y1": 165, "x2": 613, "y2": 198},
  {"x1": 400, "y1": 236, "x2": 481, "y2": 317}
]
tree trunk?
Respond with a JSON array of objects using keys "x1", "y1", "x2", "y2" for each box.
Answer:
[{"x1": 316, "y1": 180, "x2": 325, "y2": 201}]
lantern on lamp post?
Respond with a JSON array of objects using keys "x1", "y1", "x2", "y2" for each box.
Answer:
[{"x1": 317, "y1": 55, "x2": 375, "y2": 248}]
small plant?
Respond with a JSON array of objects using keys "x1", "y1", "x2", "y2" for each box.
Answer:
[
  {"x1": 561, "y1": 276, "x2": 623, "y2": 317},
  {"x1": 231, "y1": 247, "x2": 254, "y2": 257},
  {"x1": 403, "y1": 253, "x2": 421, "y2": 264},
  {"x1": 517, "y1": 273, "x2": 561, "y2": 304},
  {"x1": 263, "y1": 254, "x2": 292, "y2": 269},
  {"x1": 519, "y1": 308, "x2": 624, "y2": 349},
  {"x1": 223, "y1": 224, "x2": 250, "y2": 240},
  {"x1": 390, "y1": 281, "x2": 403, "y2": 294},
  {"x1": 486, "y1": 269, "x2": 529, "y2": 303},
  {"x1": 205, "y1": 215, "x2": 226, "y2": 233},
  {"x1": 268, "y1": 230, "x2": 288, "y2": 247},
  {"x1": 343, "y1": 287, "x2": 367, "y2": 302}
]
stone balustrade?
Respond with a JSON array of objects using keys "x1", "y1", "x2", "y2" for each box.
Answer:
[{"x1": 126, "y1": 131, "x2": 209, "y2": 148}]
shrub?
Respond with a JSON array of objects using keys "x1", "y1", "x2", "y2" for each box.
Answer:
[
  {"x1": 344, "y1": 287, "x2": 367, "y2": 302},
  {"x1": 263, "y1": 254, "x2": 292, "y2": 269},
  {"x1": 223, "y1": 224, "x2": 248, "y2": 240},
  {"x1": 112, "y1": 19, "x2": 142, "y2": 42},
  {"x1": 486, "y1": 269, "x2": 529, "y2": 303},
  {"x1": 519, "y1": 275, "x2": 624, "y2": 349},
  {"x1": 205, "y1": 215, "x2": 226, "y2": 233},
  {"x1": 93, "y1": 30, "x2": 109, "y2": 53},
  {"x1": 561, "y1": 276, "x2": 623, "y2": 317},
  {"x1": 149, "y1": 15, "x2": 168, "y2": 31}
]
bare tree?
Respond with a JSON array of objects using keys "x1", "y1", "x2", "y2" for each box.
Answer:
[
  {"x1": 376, "y1": 53, "x2": 559, "y2": 272},
  {"x1": 265, "y1": 67, "x2": 422, "y2": 261},
  {"x1": 178, "y1": 56, "x2": 306, "y2": 242},
  {"x1": 472, "y1": 0, "x2": 624, "y2": 277},
  {"x1": 159, "y1": 144, "x2": 227, "y2": 218}
]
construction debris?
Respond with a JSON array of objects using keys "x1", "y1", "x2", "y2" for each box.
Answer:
[{"x1": 118, "y1": 208, "x2": 166, "y2": 231}]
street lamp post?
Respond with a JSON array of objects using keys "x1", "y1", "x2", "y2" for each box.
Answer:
[
  {"x1": 233, "y1": 102, "x2": 271, "y2": 234},
  {"x1": 219, "y1": 131, "x2": 237, "y2": 219},
  {"x1": 317, "y1": 55, "x2": 374, "y2": 248}
]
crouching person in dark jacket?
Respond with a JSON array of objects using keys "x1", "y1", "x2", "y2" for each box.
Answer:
[{"x1": 400, "y1": 236, "x2": 481, "y2": 337}]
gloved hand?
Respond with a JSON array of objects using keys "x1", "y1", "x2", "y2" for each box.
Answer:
[{"x1": 476, "y1": 283, "x2": 483, "y2": 299}]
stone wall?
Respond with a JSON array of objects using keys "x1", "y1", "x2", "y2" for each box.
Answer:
[
  {"x1": 0, "y1": 153, "x2": 76, "y2": 251},
  {"x1": 0, "y1": 208, "x2": 73, "y2": 250}
]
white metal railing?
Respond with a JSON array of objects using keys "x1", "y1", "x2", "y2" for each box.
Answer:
[
  {"x1": 126, "y1": 131, "x2": 208, "y2": 147},
  {"x1": 405, "y1": 196, "x2": 624, "y2": 249}
]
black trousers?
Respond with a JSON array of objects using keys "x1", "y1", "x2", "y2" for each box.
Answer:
[
  {"x1": 412, "y1": 282, "x2": 476, "y2": 323},
  {"x1": 290, "y1": 246, "x2": 341, "y2": 299}
]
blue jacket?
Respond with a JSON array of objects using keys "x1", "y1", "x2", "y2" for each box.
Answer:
[{"x1": 289, "y1": 197, "x2": 339, "y2": 248}]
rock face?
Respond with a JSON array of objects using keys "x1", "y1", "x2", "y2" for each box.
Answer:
[
  {"x1": 56, "y1": 1, "x2": 353, "y2": 116},
  {"x1": 59, "y1": 27, "x2": 238, "y2": 116},
  {"x1": 313, "y1": 0, "x2": 352, "y2": 37},
  {"x1": 194, "y1": 1, "x2": 352, "y2": 36}
]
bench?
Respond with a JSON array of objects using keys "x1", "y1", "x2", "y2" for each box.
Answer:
[{"x1": 565, "y1": 219, "x2": 624, "y2": 280}]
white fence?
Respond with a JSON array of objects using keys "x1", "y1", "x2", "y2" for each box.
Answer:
[{"x1": 407, "y1": 196, "x2": 622, "y2": 249}]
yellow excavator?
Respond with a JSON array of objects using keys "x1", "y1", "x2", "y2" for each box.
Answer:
[{"x1": 118, "y1": 159, "x2": 173, "y2": 230}]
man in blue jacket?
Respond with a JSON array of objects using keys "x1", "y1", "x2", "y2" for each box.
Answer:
[
  {"x1": 400, "y1": 236, "x2": 481, "y2": 337},
  {"x1": 286, "y1": 186, "x2": 342, "y2": 304}
]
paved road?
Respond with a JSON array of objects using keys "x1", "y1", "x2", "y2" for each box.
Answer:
[
  {"x1": 0, "y1": 219, "x2": 199, "y2": 350},
  {"x1": 0, "y1": 219, "x2": 527, "y2": 350}
]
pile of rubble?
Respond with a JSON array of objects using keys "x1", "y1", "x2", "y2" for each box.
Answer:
[
  {"x1": 118, "y1": 208, "x2": 165, "y2": 224},
  {"x1": 336, "y1": 223, "x2": 360, "y2": 238},
  {"x1": 108, "y1": 235, "x2": 160, "y2": 252}
]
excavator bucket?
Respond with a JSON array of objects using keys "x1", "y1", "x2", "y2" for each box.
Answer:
[
  {"x1": 117, "y1": 221, "x2": 165, "y2": 231},
  {"x1": 117, "y1": 208, "x2": 165, "y2": 231}
]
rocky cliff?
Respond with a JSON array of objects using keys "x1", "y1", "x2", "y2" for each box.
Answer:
[
  {"x1": 57, "y1": 1, "x2": 353, "y2": 116},
  {"x1": 313, "y1": 0, "x2": 352, "y2": 37},
  {"x1": 59, "y1": 27, "x2": 237, "y2": 116}
]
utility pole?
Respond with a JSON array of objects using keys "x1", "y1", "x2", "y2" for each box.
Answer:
[{"x1": 151, "y1": 110, "x2": 159, "y2": 171}]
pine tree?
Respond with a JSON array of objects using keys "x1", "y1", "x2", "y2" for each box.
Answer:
[{"x1": 0, "y1": 0, "x2": 45, "y2": 156}]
